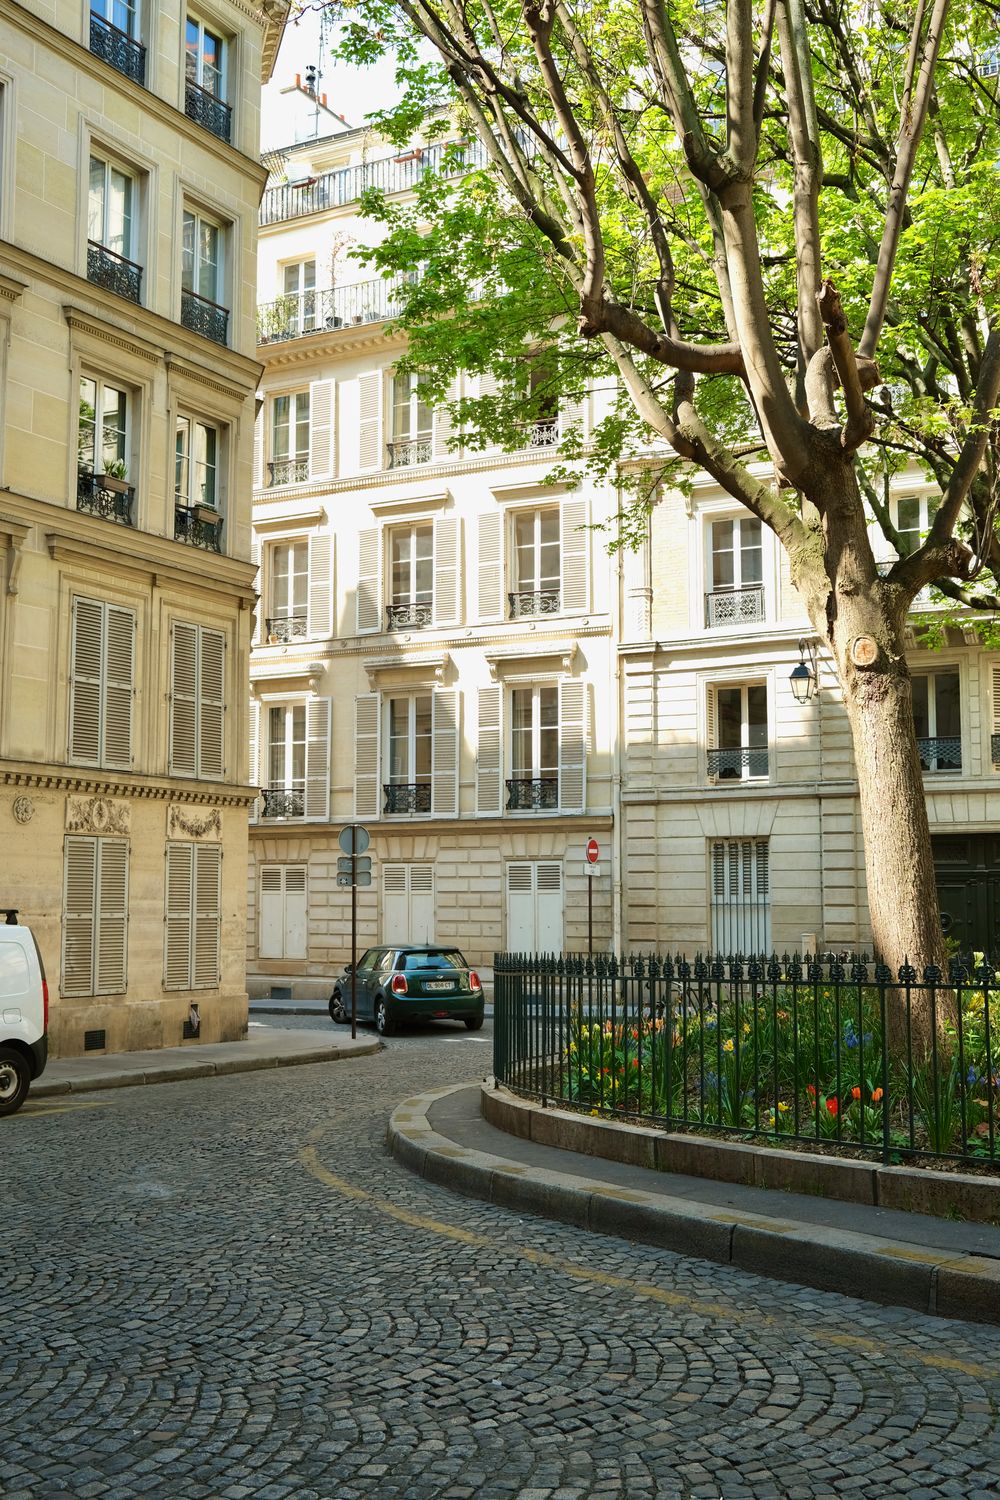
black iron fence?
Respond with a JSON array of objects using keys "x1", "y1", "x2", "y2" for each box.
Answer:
[{"x1": 493, "y1": 952, "x2": 1000, "y2": 1167}]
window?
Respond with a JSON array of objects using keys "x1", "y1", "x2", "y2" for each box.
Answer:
[
  {"x1": 711, "y1": 839, "x2": 770, "y2": 953},
  {"x1": 508, "y1": 685, "x2": 558, "y2": 809},
  {"x1": 389, "y1": 372, "x2": 432, "y2": 467},
  {"x1": 895, "y1": 495, "x2": 940, "y2": 596},
  {"x1": 164, "y1": 842, "x2": 221, "y2": 989},
  {"x1": 184, "y1": 15, "x2": 231, "y2": 142},
  {"x1": 511, "y1": 508, "x2": 560, "y2": 619},
  {"x1": 87, "y1": 156, "x2": 141, "y2": 303},
  {"x1": 384, "y1": 694, "x2": 432, "y2": 813},
  {"x1": 506, "y1": 862, "x2": 563, "y2": 950},
  {"x1": 708, "y1": 684, "x2": 768, "y2": 781},
  {"x1": 267, "y1": 541, "x2": 308, "y2": 642},
  {"x1": 913, "y1": 671, "x2": 961, "y2": 772},
  {"x1": 181, "y1": 209, "x2": 228, "y2": 345},
  {"x1": 265, "y1": 704, "x2": 306, "y2": 817},
  {"x1": 282, "y1": 260, "x2": 317, "y2": 335},
  {"x1": 175, "y1": 416, "x2": 218, "y2": 509},
  {"x1": 706, "y1": 517, "x2": 764, "y2": 626},
  {"x1": 388, "y1": 523, "x2": 433, "y2": 629},
  {"x1": 382, "y1": 864, "x2": 434, "y2": 944},
  {"x1": 78, "y1": 376, "x2": 129, "y2": 480},
  {"x1": 69, "y1": 597, "x2": 135, "y2": 769},
  {"x1": 90, "y1": 0, "x2": 146, "y2": 84},
  {"x1": 525, "y1": 361, "x2": 559, "y2": 449},
  {"x1": 269, "y1": 392, "x2": 309, "y2": 486},
  {"x1": 259, "y1": 865, "x2": 307, "y2": 960},
  {"x1": 170, "y1": 622, "x2": 224, "y2": 779},
  {"x1": 62, "y1": 836, "x2": 129, "y2": 997}
]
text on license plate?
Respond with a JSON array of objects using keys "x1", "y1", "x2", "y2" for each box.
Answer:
[{"x1": 426, "y1": 980, "x2": 455, "y2": 991}]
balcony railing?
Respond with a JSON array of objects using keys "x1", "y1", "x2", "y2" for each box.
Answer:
[
  {"x1": 77, "y1": 469, "x2": 135, "y2": 526},
  {"x1": 705, "y1": 585, "x2": 765, "y2": 628},
  {"x1": 262, "y1": 787, "x2": 305, "y2": 818},
  {"x1": 918, "y1": 737, "x2": 962, "y2": 772},
  {"x1": 267, "y1": 458, "x2": 309, "y2": 487},
  {"x1": 174, "y1": 505, "x2": 224, "y2": 553},
  {"x1": 89, "y1": 12, "x2": 146, "y2": 85},
  {"x1": 506, "y1": 777, "x2": 558, "y2": 811},
  {"x1": 508, "y1": 589, "x2": 560, "y2": 619},
  {"x1": 181, "y1": 289, "x2": 229, "y2": 346},
  {"x1": 383, "y1": 782, "x2": 432, "y2": 814},
  {"x1": 707, "y1": 746, "x2": 769, "y2": 781},
  {"x1": 522, "y1": 418, "x2": 559, "y2": 450},
  {"x1": 387, "y1": 437, "x2": 434, "y2": 469},
  {"x1": 257, "y1": 279, "x2": 415, "y2": 344},
  {"x1": 87, "y1": 240, "x2": 142, "y2": 304},
  {"x1": 386, "y1": 601, "x2": 433, "y2": 630},
  {"x1": 260, "y1": 139, "x2": 489, "y2": 227},
  {"x1": 185, "y1": 78, "x2": 232, "y2": 143},
  {"x1": 265, "y1": 615, "x2": 307, "y2": 643}
]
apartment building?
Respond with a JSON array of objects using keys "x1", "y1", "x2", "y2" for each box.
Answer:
[{"x1": 0, "y1": 0, "x2": 285, "y2": 1054}]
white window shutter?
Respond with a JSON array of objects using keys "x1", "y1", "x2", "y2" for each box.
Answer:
[
  {"x1": 248, "y1": 696, "x2": 259, "y2": 821},
  {"x1": 358, "y1": 371, "x2": 383, "y2": 472},
  {"x1": 558, "y1": 390, "x2": 587, "y2": 443},
  {"x1": 309, "y1": 379, "x2": 335, "y2": 480},
  {"x1": 164, "y1": 842, "x2": 194, "y2": 989},
  {"x1": 560, "y1": 498, "x2": 589, "y2": 613},
  {"x1": 251, "y1": 534, "x2": 262, "y2": 645},
  {"x1": 354, "y1": 693, "x2": 380, "y2": 819},
  {"x1": 431, "y1": 690, "x2": 459, "y2": 817},
  {"x1": 95, "y1": 837, "x2": 128, "y2": 993},
  {"x1": 706, "y1": 686, "x2": 718, "y2": 781},
  {"x1": 304, "y1": 696, "x2": 331, "y2": 821},
  {"x1": 308, "y1": 532, "x2": 334, "y2": 638},
  {"x1": 199, "y1": 628, "x2": 225, "y2": 780},
  {"x1": 992, "y1": 666, "x2": 1000, "y2": 751},
  {"x1": 193, "y1": 843, "x2": 222, "y2": 988},
  {"x1": 476, "y1": 684, "x2": 502, "y2": 814},
  {"x1": 253, "y1": 406, "x2": 264, "y2": 489},
  {"x1": 433, "y1": 376, "x2": 459, "y2": 461},
  {"x1": 558, "y1": 678, "x2": 586, "y2": 811},
  {"x1": 70, "y1": 598, "x2": 103, "y2": 765},
  {"x1": 170, "y1": 622, "x2": 199, "y2": 778},
  {"x1": 475, "y1": 371, "x2": 502, "y2": 454},
  {"x1": 103, "y1": 606, "x2": 135, "y2": 770},
  {"x1": 356, "y1": 527, "x2": 381, "y2": 633},
  {"x1": 62, "y1": 836, "x2": 97, "y2": 997},
  {"x1": 477, "y1": 511, "x2": 503, "y2": 622},
  {"x1": 433, "y1": 516, "x2": 460, "y2": 627},
  {"x1": 284, "y1": 864, "x2": 307, "y2": 959}
]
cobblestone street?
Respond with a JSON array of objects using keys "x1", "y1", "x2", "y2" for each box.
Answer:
[{"x1": 4, "y1": 1023, "x2": 999, "y2": 1499}]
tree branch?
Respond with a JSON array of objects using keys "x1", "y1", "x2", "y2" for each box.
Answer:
[{"x1": 816, "y1": 279, "x2": 876, "y2": 451}]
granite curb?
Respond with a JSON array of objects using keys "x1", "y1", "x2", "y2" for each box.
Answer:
[{"x1": 386, "y1": 1083, "x2": 1000, "y2": 1326}]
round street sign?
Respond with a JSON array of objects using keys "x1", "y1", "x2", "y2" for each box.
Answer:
[
  {"x1": 586, "y1": 838, "x2": 599, "y2": 864},
  {"x1": 339, "y1": 824, "x2": 371, "y2": 856}
]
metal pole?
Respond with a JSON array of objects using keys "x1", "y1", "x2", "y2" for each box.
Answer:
[
  {"x1": 588, "y1": 872, "x2": 593, "y2": 955},
  {"x1": 350, "y1": 831, "x2": 357, "y2": 1041}
]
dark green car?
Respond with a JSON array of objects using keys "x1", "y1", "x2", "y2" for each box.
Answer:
[{"x1": 329, "y1": 944, "x2": 485, "y2": 1036}]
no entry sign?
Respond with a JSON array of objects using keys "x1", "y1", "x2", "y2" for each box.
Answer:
[{"x1": 586, "y1": 838, "x2": 599, "y2": 864}]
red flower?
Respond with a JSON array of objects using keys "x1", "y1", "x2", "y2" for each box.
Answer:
[
  {"x1": 850, "y1": 1086, "x2": 861, "y2": 1102},
  {"x1": 871, "y1": 1087, "x2": 884, "y2": 1104},
  {"x1": 826, "y1": 1097, "x2": 839, "y2": 1116},
  {"x1": 806, "y1": 1083, "x2": 817, "y2": 1098}
]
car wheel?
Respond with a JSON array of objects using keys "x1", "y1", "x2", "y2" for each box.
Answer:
[
  {"x1": 464, "y1": 1015, "x2": 485, "y2": 1031},
  {"x1": 0, "y1": 1047, "x2": 31, "y2": 1116},
  {"x1": 329, "y1": 990, "x2": 347, "y2": 1024},
  {"x1": 374, "y1": 997, "x2": 394, "y2": 1037}
]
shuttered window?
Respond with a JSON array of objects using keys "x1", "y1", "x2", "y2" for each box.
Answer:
[
  {"x1": 710, "y1": 839, "x2": 770, "y2": 954},
  {"x1": 69, "y1": 597, "x2": 135, "y2": 769},
  {"x1": 170, "y1": 622, "x2": 225, "y2": 779},
  {"x1": 259, "y1": 864, "x2": 307, "y2": 960},
  {"x1": 164, "y1": 842, "x2": 222, "y2": 990},
  {"x1": 505, "y1": 861, "x2": 563, "y2": 951},
  {"x1": 61, "y1": 836, "x2": 129, "y2": 997},
  {"x1": 382, "y1": 863, "x2": 434, "y2": 944}
]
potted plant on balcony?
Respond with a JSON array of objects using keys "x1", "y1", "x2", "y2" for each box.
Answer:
[
  {"x1": 192, "y1": 497, "x2": 219, "y2": 524},
  {"x1": 100, "y1": 458, "x2": 130, "y2": 494}
]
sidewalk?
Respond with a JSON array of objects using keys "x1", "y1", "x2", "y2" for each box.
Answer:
[
  {"x1": 388, "y1": 1082, "x2": 1000, "y2": 1326},
  {"x1": 33, "y1": 1028, "x2": 379, "y2": 1098}
]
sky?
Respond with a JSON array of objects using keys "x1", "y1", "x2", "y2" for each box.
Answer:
[{"x1": 262, "y1": 7, "x2": 402, "y2": 141}]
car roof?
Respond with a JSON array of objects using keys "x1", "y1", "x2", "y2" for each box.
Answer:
[{"x1": 392, "y1": 944, "x2": 463, "y2": 953}]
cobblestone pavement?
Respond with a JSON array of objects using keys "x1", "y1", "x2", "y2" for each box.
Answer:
[{"x1": 4, "y1": 1024, "x2": 999, "y2": 1500}]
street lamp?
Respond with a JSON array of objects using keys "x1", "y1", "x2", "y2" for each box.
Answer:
[{"x1": 790, "y1": 638, "x2": 819, "y2": 704}]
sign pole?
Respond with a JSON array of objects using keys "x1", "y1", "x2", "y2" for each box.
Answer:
[
  {"x1": 588, "y1": 871, "x2": 593, "y2": 956},
  {"x1": 350, "y1": 835, "x2": 357, "y2": 1041}
]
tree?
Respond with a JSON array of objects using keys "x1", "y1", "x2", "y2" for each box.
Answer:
[{"x1": 329, "y1": 0, "x2": 1000, "y2": 999}]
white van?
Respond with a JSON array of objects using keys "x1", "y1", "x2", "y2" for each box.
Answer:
[{"x1": 0, "y1": 911, "x2": 49, "y2": 1115}]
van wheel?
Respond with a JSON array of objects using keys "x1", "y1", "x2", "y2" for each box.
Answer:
[
  {"x1": 374, "y1": 998, "x2": 394, "y2": 1037},
  {"x1": 0, "y1": 1048, "x2": 30, "y2": 1116}
]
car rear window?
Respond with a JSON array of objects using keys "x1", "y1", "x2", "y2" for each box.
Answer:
[{"x1": 401, "y1": 950, "x2": 466, "y2": 971}]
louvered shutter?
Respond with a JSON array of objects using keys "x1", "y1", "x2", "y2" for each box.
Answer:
[
  {"x1": 431, "y1": 690, "x2": 459, "y2": 817},
  {"x1": 248, "y1": 696, "x2": 259, "y2": 821},
  {"x1": 992, "y1": 666, "x2": 1000, "y2": 768},
  {"x1": 506, "y1": 862, "x2": 534, "y2": 950},
  {"x1": 309, "y1": 379, "x2": 335, "y2": 480},
  {"x1": 476, "y1": 684, "x2": 502, "y2": 814},
  {"x1": 69, "y1": 599, "x2": 104, "y2": 764},
  {"x1": 409, "y1": 864, "x2": 434, "y2": 942},
  {"x1": 164, "y1": 842, "x2": 194, "y2": 989},
  {"x1": 193, "y1": 843, "x2": 222, "y2": 988},
  {"x1": 259, "y1": 866, "x2": 284, "y2": 960},
  {"x1": 433, "y1": 376, "x2": 459, "y2": 460},
  {"x1": 95, "y1": 837, "x2": 128, "y2": 993},
  {"x1": 103, "y1": 606, "x2": 134, "y2": 770},
  {"x1": 62, "y1": 836, "x2": 97, "y2": 997},
  {"x1": 382, "y1": 864, "x2": 408, "y2": 942},
  {"x1": 253, "y1": 406, "x2": 264, "y2": 489},
  {"x1": 475, "y1": 371, "x2": 502, "y2": 454},
  {"x1": 558, "y1": 390, "x2": 586, "y2": 443},
  {"x1": 433, "y1": 516, "x2": 460, "y2": 626},
  {"x1": 304, "y1": 696, "x2": 331, "y2": 820},
  {"x1": 308, "y1": 532, "x2": 334, "y2": 637},
  {"x1": 356, "y1": 527, "x2": 381, "y2": 633},
  {"x1": 558, "y1": 678, "x2": 586, "y2": 811},
  {"x1": 170, "y1": 622, "x2": 199, "y2": 777},
  {"x1": 358, "y1": 371, "x2": 383, "y2": 472},
  {"x1": 560, "y1": 498, "x2": 589, "y2": 613},
  {"x1": 250, "y1": 534, "x2": 262, "y2": 645},
  {"x1": 284, "y1": 864, "x2": 307, "y2": 959},
  {"x1": 199, "y1": 629, "x2": 225, "y2": 780},
  {"x1": 536, "y1": 861, "x2": 564, "y2": 951},
  {"x1": 477, "y1": 512, "x2": 503, "y2": 622},
  {"x1": 354, "y1": 693, "x2": 380, "y2": 818}
]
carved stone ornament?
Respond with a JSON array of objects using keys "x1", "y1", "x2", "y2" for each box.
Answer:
[
  {"x1": 11, "y1": 796, "x2": 33, "y2": 825},
  {"x1": 851, "y1": 636, "x2": 879, "y2": 668},
  {"x1": 66, "y1": 796, "x2": 131, "y2": 835},
  {"x1": 168, "y1": 805, "x2": 222, "y2": 841}
]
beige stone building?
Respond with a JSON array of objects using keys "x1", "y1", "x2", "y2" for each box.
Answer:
[{"x1": 0, "y1": 0, "x2": 285, "y2": 1054}]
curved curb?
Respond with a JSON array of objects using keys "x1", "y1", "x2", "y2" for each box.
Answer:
[
  {"x1": 387, "y1": 1083, "x2": 1000, "y2": 1327},
  {"x1": 33, "y1": 1039, "x2": 382, "y2": 1097}
]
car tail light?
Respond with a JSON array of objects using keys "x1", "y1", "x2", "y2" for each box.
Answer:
[
  {"x1": 469, "y1": 971, "x2": 482, "y2": 992},
  {"x1": 42, "y1": 979, "x2": 49, "y2": 1032},
  {"x1": 390, "y1": 973, "x2": 408, "y2": 995}
]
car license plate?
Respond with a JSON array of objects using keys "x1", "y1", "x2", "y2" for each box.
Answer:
[{"x1": 426, "y1": 980, "x2": 454, "y2": 991}]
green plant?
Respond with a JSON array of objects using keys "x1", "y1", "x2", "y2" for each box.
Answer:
[
  {"x1": 912, "y1": 1056, "x2": 961, "y2": 1154},
  {"x1": 102, "y1": 457, "x2": 128, "y2": 480}
]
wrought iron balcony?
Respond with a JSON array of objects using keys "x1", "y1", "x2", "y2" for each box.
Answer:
[
  {"x1": 257, "y1": 280, "x2": 414, "y2": 344},
  {"x1": 185, "y1": 78, "x2": 232, "y2": 142},
  {"x1": 181, "y1": 289, "x2": 229, "y2": 346},
  {"x1": 387, "y1": 438, "x2": 433, "y2": 469},
  {"x1": 89, "y1": 12, "x2": 146, "y2": 84},
  {"x1": 265, "y1": 615, "x2": 307, "y2": 643},
  {"x1": 506, "y1": 777, "x2": 558, "y2": 810},
  {"x1": 174, "y1": 504, "x2": 224, "y2": 553},
  {"x1": 508, "y1": 589, "x2": 560, "y2": 619},
  {"x1": 87, "y1": 240, "x2": 142, "y2": 304},
  {"x1": 522, "y1": 418, "x2": 559, "y2": 450},
  {"x1": 386, "y1": 601, "x2": 433, "y2": 630},
  {"x1": 707, "y1": 746, "x2": 770, "y2": 781},
  {"x1": 918, "y1": 737, "x2": 962, "y2": 772},
  {"x1": 383, "y1": 782, "x2": 432, "y2": 814},
  {"x1": 260, "y1": 139, "x2": 489, "y2": 227},
  {"x1": 704, "y1": 585, "x2": 765, "y2": 628},
  {"x1": 77, "y1": 469, "x2": 135, "y2": 526},
  {"x1": 261, "y1": 787, "x2": 305, "y2": 818},
  {"x1": 267, "y1": 458, "x2": 309, "y2": 487}
]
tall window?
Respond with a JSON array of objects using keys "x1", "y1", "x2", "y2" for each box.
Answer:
[
  {"x1": 265, "y1": 705, "x2": 306, "y2": 817},
  {"x1": 283, "y1": 260, "x2": 316, "y2": 335},
  {"x1": 388, "y1": 523, "x2": 433, "y2": 628},
  {"x1": 269, "y1": 392, "x2": 309, "y2": 485},
  {"x1": 706, "y1": 517, "x2": 764, "y2": 626},
  {"x1": 385, "y1": 695, "x2": 432, "y2": 813},
  {"x1": 511, "y1": 508, "x2": 560, "y2": 617},
  {"x1": 62, "y1": 836, "x2": 129, "y2": 997},
  {"x1": 175, "y1": 417, "x2": 218, "y2": 509},
  {"x1": 164, "y1": 842, "x2": 221, "y2": 990},
  {"x1": 711, "y1": 839, "x2": 770, "y2": 953},
  {"x1": 92, "y1": 0, "x2": 139, "y2": 37},
  {"x1": 88, "y1": 157, "x2": 133, "y2": 257},
  {"x1": 389, "y1": 373, "x2": 432, "y2": 466},
  {"x1": 79, "y1": 377, "x2": 128, "y2": 478},
  {"x1": 711, "y1": 684, "x2": 768, "y2": 781},
  {"x1": 185, "y1": 15, "x2": 224, "y2": 96},
  {"x1": 509, "y1": 684, "x2": 558, "y2": 809},
  {"x1": 268, "y1": 542, "x2": 308, "y2": 641},
  {"x1": 913, "y1": 671, "x2": 961, "y2": 772},
  {"x1": 69, "y1": 598, "x2": 135, "y2": 770},
  {"x1": 169, "y1": 622, "x2": 224, "y2": 779},
  {"x1": 182, "y1": 210, "x2": 221, "y2": 302}
]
